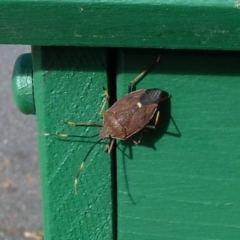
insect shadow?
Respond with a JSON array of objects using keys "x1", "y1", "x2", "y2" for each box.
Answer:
[{"x1": 117, "y1": 91, "x2": 180, "y2": 205}]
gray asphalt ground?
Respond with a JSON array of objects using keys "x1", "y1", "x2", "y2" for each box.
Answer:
[{"x1": 0, "y1": 45, "x2": 42, "y2": 240}]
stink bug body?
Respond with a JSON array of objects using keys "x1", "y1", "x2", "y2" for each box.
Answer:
[
  {"x1": 44, "y1": 55, "x2": 170, "y2": 192},
  {"x1": 99, "y1": 88, "x2": 163, "y2": 141}
]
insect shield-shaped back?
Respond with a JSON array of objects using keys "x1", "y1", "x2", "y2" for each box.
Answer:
[{"x1": 99, "y1": 89, "x2": 163, "y2": 140}]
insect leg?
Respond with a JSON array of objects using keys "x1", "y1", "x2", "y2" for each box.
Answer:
[
  {"x1": 160, "y1": 94, "x2": 171, "y2": 103},
  {"x1": 99, "y1": 87, "x2": 110, "y2": 117},
  {"x1": 105, "y1": 139, "x2": 114, "y2": 153},
  {"x1": 144, "y1": 110, "x2": 160, "y2": 129},
  {"x1": 43, "y1": 122, "x2": 101, "y2": 139},
  {"x1": 128, "y1": 55, "x2": 161, "y2": 93},
  {"x1": 154, "y1": 110, "x2": 160, "y2": 126},
  {"x1": 131, "y1": 133, "x2": 143, "y2": 145}
]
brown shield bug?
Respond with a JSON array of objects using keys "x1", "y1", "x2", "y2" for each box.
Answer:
[{"x1": 45, "y1": 55, "x2": 171, "y2": 193}]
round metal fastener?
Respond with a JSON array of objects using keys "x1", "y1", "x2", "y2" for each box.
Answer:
[{"x1": 12, "y1": 53, "x2": 35, "y2": 115}]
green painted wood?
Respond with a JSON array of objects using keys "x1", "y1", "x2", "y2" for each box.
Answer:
[
  {"x1": 32, "y1": 46, "x2": 113, "y2": 240},
  {"x1": 117, "y1": 49, "x2": 240, "y2": 239},
  {"x1": 1, "y1": 1, "x2": 240, "y2": 50}
]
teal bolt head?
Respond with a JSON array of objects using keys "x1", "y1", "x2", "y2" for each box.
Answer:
[{"x1": 12, "y1": 53, "x2": 35, "y2": 115}]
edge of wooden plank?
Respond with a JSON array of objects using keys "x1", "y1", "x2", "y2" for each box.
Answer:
[{"x1": 1, "y1": 1, "x2": 240, "y2": 49}]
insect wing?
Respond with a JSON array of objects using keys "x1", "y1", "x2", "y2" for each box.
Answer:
[
  {"x1": 109, "y1": 89, "x2": 162, "y2": 139},
  {"x1": 139, "y1": 89, "x2": 163, "y2": 105},
  {"x1": 124, "y1": 103, "x2": 158, "y2": 137},
  {"x1": 99, "y1": 111, "x2": 126, "y2": 139},
  {"x1": 110, "y1": 89, "x2": 144, "y2": 120}
]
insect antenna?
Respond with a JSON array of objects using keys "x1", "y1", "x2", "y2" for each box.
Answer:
[
  {"x1": 64, "y1": 121, "x2": 103, "y2": 127},
  {"x1": 74, "y1": 138, "x2": 105, "y2": 194},
  {"x1": 43, "y1": 132, "x2": 99, "y2": 139}
]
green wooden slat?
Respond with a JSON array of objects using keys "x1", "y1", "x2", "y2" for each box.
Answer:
[
  {"x1": 117, "y1": 49, "x2": 240, "y2": 239},
  {"x1": 1, "y1": 0, "x2": 240, "y2": 50},
  {"x1": 33, "y1": 46, "x2": 113, "y2": 240}
]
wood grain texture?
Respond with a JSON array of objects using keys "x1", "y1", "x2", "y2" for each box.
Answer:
[
  {"x1": 117, "y1": 49, "x2": 240, "y2": 239},
  {"x1": 32, "y1": 47, "x2": 113, "y2": 240},
  {"x1": 1, "y1": 0, "x2": 240, "y2": 50}
]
